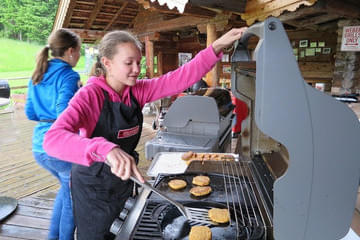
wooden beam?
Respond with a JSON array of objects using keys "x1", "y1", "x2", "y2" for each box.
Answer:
[
  {"x1": 136, "y1": 16, "x2": 207, "y2": 33},
  {"x1": 325, "y1": 0, "x2": 360, "y2": 19},
  {"x1": 284, "y1": 20, "x2": 319, "y2": 31},
  {"x1": 205, "y1": 24, "x2": 218, "y2": 87},
  {"x1": 286, "y1": 29, "x2": 336, "y2": 41},
  {"x1": 77, "y1": 1, "x2": 95, "y2": 6},
  {"x1": 294, "y1": 13, "x2": 340, "y2": 27},
  {"x1": 105, "y1": 2, "x2": 129, "y2": 30},
  {"x1": 63, "y1": 0, "x2": 77, "y2": 28},
  {"x1": 278, "y1": 1, "x2": 326, "y2": 22},
  {"x1": 67, "y1": 28, "x2": 107, "y2": 40},
  {"x1": 189, "y1": 0, "x2": 247, "y2": 13},
  {"x1": 242, "y1": 0, "x2": 318, "y2": 26},
  {"x1": 157, "y1": 51, "x2": 163, "y2": 75},
  {"x1": 317, "y1": 21, "x2": 338, "y2": 32},
  {"x1": 137, "y1": 32, "x2": 175, "y2": 42},
  {"x1": 85, "y1": 0, "x2": 105, "y2": 29},
  {"x1": 145, "y1": 36, "x2": 154, "y2": 78}
]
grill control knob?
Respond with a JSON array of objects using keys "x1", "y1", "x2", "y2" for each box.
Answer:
[
  {"x1": 110, "y1": 218, "x2": 124, "y2": 235},
  {"x1": 119, "y1": 208, "x2": 129, "y2": 220},
  {"x1": 124, "y1": 197, "x2": 136, "y2": 210}
]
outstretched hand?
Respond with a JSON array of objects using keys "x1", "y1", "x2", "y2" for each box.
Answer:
[
  {"x1": 106, "y1": 147, "x2": 145, "y2": 183},
  {"x1": 212, "y1": 27, "x2": 248, "y2": 55}
]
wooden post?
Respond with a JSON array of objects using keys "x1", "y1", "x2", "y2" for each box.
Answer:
[
  {"x1": 157, "y1": 51, "x2": 163, "y2": 76},
  {"x1": 145, "y1": 36, "x2": 154, "y2": 78},
  {"x1": 205, "y1": 23, "x2": 218, "y2": 87}
]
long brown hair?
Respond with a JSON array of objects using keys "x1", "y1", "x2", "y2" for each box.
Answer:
[
  {"x1": 31, "y1": 29, "x2": 81, "y2": 85},
  {"x1": 90, "y1": 31, "x2": 142, "y2": 77}
]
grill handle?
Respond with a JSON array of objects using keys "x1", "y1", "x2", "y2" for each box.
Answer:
[{"x1": 130, "y1": 176, "x2": 187, "y2": 217}]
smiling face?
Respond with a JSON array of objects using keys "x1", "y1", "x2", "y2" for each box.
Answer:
[{"x1": 102, "y1": 42, "x2": 142, "y2": 92}]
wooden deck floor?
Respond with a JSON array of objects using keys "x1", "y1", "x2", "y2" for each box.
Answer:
[
  {"x1": 0, "y1": 108, "x2": 157, "y2": 239},
  {"x1": 0, "y1": 107, "x2": 359, "y2": 239}
]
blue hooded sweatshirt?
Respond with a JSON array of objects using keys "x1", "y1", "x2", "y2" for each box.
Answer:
[{"x1": 25, "y1": 58, "x2": 80, "y2": 153}]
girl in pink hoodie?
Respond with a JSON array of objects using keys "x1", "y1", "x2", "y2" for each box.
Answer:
[{"x1": 44, "y1": 28, "x2": 247, "y2": 240}]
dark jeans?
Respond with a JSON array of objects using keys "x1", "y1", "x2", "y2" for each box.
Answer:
[{"x1": 33, "y1": 152, "x2": 75, "y2": 240}]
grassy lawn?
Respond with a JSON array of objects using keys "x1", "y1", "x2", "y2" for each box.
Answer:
[{"x1": 0, "y1": 38, "x2": 88, "y2": 94}]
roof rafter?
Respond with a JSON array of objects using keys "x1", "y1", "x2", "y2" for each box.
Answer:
[
  {"x1": 85, "y1": 0, "x2": 105, "y2": 29},
  {"x1": 105, "y1": 2, "x2": 129, "y2": 30}
]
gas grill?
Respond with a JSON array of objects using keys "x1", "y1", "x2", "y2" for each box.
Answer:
[
  {"x1": 112, "y1": 17, "x2": 360, "y2": 240},
  {"x1": 145, "y1": 88, "x2": 234, "y2": 160}
]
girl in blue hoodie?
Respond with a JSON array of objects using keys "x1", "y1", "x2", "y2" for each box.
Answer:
[{"x1": 25, "y1": 28, "x2": 81, "y2": 240}]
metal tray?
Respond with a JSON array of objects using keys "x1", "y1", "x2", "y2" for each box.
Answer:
[{"x1": 147, "y1": 152, "x2": 238, "y2": 177}]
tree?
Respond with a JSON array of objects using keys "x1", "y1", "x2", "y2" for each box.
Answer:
[{"x1": 0, "y1": 0, "x2": 58, "y2": 43}]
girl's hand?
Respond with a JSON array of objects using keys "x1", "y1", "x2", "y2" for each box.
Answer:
[
  {"x1": 106, "y1": 147, "x2": 145, "y2": 183},
  {"x1": 212, "y1": 27, "x2": 248, "y2": 55}
]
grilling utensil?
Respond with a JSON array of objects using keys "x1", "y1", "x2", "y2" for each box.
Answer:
[{"x1": 130, "y1": 176, "x2": 216, "y2": 225}]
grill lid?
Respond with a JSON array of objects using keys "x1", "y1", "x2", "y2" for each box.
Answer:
[{"x1": 231, "y1": 17, "x2": 360, "y2": 240}]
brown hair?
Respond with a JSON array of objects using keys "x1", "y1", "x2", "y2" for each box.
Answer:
[
  {"x1": 90, "y1": 30, "x2": 142, "y2": 77},
  {"x1": 31, "y1": 28, "x2": 81, "y2": 85}
]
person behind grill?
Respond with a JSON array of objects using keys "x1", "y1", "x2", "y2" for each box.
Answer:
[
  {"x1": 25, "y1": 29, "x2": 81, "y2": 240},
  {"x1": 43, "y1": 27, "x2": 247, "y2": 240}
]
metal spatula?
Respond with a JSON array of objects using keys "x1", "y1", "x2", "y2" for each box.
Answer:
[{"x1": 130, "y1": 176, "x2": 215, "y2": 225}]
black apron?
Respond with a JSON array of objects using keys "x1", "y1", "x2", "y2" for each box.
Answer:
[{"x1": 71, "y1": 89, "x2": 143, "y2": 240}]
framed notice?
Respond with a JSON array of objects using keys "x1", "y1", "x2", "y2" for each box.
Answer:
[
  {"x1": 178, "y1": 53, "x2": 192, "y2": 66},
  {"x1": 300, "y1": 51, "x2": 305, "y2": 58},
  {"x1": 315, "y1": 48, "x2": 322, "y2": 53},
  {"x1": 310, "y1": 42, "x2": 317, "y2": 48},
  {"x1": 305, "y1": 48, "x2": 315, "y2": 56},
  {"x1": 318, "y1": 41, "x2": 325, "y2": 47},
  {"x1": 341, "y1": 25, "x2": 360, "y2": 51},
  {"x1": 299, "y1": 40, "x2": 308, "y2": 48},
  {"x1": 323, "y1": 48, "x2": 331, "y2": 54}
]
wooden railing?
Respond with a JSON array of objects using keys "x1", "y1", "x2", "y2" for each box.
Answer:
[{"x1": 0, "y1": 77, "x2": 29, "y2": 90}]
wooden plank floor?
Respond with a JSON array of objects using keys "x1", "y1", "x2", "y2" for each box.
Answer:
[{"x1": 0, "y1": 108, "x2": 157, "y2": 239}]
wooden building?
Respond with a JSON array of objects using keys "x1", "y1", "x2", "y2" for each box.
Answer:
[{"x1": 53, "y1": 0, "x2": 360, "y2": 91}]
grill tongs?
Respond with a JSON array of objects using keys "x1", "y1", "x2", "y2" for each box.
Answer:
[{"x1": 130, "y1": 176, "x2": 214, "y2": 225}]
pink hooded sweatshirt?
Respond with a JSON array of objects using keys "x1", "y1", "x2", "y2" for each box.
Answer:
[{"x1": 43, "y1": 45, "x2": 222, "y2": 166}]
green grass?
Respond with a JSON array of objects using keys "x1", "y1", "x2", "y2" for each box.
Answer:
[{"x1": 0, "y1": 38, "x2": 87, "y2": 94}]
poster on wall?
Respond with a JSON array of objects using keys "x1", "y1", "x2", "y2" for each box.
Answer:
[
  {"x1": 178, "y1": 53, "x2": 192, "y2": 66},
  {"x1": 341, "y1": 26, "x2": 360, "y2": 51}
]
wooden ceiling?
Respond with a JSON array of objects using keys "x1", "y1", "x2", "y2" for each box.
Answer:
[
  {"x1": 54, "y1": 0, "x2": 247, "y2": 43},
  {"x1": 278, "y1": 0, "x2": 360, "y2": 32},
  {"x1": 54, "y1": 0, "x2": 360, "y2": 44}
]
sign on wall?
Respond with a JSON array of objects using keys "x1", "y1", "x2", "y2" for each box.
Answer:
[{"x1": 341, "y1": 26, "x2": 360, "y2": 51}]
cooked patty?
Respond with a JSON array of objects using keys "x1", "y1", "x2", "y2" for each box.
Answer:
[
  {"x1": 192, "y1": 175, "x2": 210, "y2": 186},
  {"x1": 168, "y1": 179, "x2": 187, "y2": 190},
  {"x1": 189, "y1": 226, "x2": 212, "y2": 240},
  {"x1": 208, "y1": 208, "x2": 230, "y2": 223},
  {"x1": 181, "y1": 151, "x2": 194, "y2": 160},
  {"x1": 189, "y1": 186, "x2": 212, "y2": 197}
]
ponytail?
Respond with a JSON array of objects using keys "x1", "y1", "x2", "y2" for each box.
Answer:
[
  {"x1": 31, "y1": 46, "x2": 50, "y2": 85},
  {"x1": 31, "y1": 29, "x2": 80, "y2": 85},
  {"x1": 90, "y1": 56, "x2": 106, "y2": 77}
]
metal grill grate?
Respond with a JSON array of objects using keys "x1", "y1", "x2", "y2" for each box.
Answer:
[{"x1": 221, "y1": 160, "x2": 273, "y2": 239}]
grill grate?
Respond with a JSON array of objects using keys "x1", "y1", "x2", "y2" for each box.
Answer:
[{"x1": 221, "y1": 160, "x2": 273, "y2": 239}]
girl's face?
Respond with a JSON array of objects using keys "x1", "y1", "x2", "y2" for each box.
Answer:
[{"x1": 103, "y1": 42, "x2": 141, "y2": 90}]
